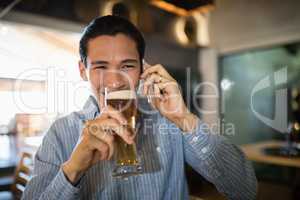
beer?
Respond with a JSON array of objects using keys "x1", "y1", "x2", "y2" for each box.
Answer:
[{"x1": 105, "y1": 89, "x2": 141, "y2": 177}]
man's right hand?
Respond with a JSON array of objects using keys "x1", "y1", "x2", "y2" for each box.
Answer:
[{"x1": 62, "y1": 105, "x2": 134, "y2": 184}]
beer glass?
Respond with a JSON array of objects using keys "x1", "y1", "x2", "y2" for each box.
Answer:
[{"x1": 104, "y1": 88, "x2": 142, "y2": 178}]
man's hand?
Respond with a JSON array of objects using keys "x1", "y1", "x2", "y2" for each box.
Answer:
[
  {"x1": 62, "y1": 105, "x2": 134, "y2": 184},
  {"x1": 141, "y1": 62, "x2": 198, "y2": 133}
]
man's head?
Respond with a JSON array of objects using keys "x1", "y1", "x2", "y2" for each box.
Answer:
[{"x1": 78, "y1": 15, "x2": 145, "y2": 105}]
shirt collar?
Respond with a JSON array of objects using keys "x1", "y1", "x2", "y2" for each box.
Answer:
[{"x1": 77, "y1": 95, "x2": 100, "y2": 121}]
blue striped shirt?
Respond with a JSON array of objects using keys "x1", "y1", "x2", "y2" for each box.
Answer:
[{"x1": 22, "y1": 96, "x2": 257, "y2": 200}]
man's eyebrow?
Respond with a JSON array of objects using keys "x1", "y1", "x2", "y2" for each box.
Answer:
[
  {"x1": 91, "y1": 60, "x2": 109, "y2": 65},
  {"x1": 90, "y1": 59, "x2": 138, "y2": 65},
  {"x1": 121, "y1": 59, "x2": 138, "y2": 63}
]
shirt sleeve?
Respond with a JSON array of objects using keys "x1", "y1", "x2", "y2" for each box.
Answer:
[
  {"x1": 22, "y1": 124, "x2": 81, "y2": 200},
  {"x1": 183, "y1": 120, "x2": 257, "y2": 200}
]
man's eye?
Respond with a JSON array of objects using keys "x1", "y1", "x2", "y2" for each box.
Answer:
[
  {"x1": 122, "y1": 65, "x2": 135, "y2": 69},
  {"x1": 94, "y1": 66, "x2": 107, "y2": 70}
]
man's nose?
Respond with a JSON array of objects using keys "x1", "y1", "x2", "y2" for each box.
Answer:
[{"x1": 105, "y1": 71, "x2": 126, "y2": 90}]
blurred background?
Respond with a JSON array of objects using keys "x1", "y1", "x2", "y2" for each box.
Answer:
[{"x1": 0, "y1": 0, "x2": 300, "y2": 199}]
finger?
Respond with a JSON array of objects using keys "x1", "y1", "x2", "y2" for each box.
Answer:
[
  {"x1": 145, "y1": 83, "x2": 155, "y2": 105},
  {"x1": 143, "y1": 73, "x2": 168, "y2": 97},
  {"x1": 153, "y1": 83, "x2": 163, "y2": 109},
  {"x1": 157, "y1": 81, "x2": 182, "y2": 106},
  {"x1": 99, "y1": 133, "x2": 115, "y2": 159},
  {"x1": 87, "y1": 121, "x2": 116, "y2": 159},
  {"x1": 156, "y1": 81, "x2": 178, "y2": 94},
  {"x1": 143, "y1": 73, "x2": 154, "y2": 96},
  {"x1": 88, "y1": 118, "x2": 133, "y2": 145},
  {"x1": 87, "y1": 118, "x2": 119, "y2": 133},
  {"x1": 88, "y1": 134, "x2": 110, "y2": 160},
  {"x1": 141, "y1": 64, "x2": 173, "y2": 80},
  {"x1": 146, "y1": 73, "x2": 168, "y2": 84},
  {"x1": 86, "y1": 118, "x2": 115, "y2": 137},
  {"x1": 112, "y1": 125, "x2": 134, "y2": 144},
  {"x1": 141, "y1": 64, "x2": 163, "y2": 78},
  {"x1": 153, "y1": 83, "x2": 163, "y2": 99},
  {"x1": 102, "y1": 119, "x2": 133, "y2": 145},
  {"x1": 99, "y1": 105, "x2": 127, "y2": 125}
]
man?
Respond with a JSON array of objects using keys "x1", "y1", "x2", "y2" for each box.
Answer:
[{"x1": 23, "y1": 15, "x2": 257, "y2": 200}]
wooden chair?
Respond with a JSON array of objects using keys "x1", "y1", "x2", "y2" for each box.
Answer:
[
  {"x1": 190, "y1": 195, "x2": 204, "y2": 200},
  {"x1": 10, "y1": 152, "x2": 33, "y2": 200}
]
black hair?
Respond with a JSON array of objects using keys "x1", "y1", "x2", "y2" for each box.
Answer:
[{"x1": 79, "y1": 15, "x2": 145, "y2": 68}]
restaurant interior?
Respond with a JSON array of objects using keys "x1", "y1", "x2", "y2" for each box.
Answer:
[{"x1": 0, "y1": 0, "x2": 300, "y2": 199}]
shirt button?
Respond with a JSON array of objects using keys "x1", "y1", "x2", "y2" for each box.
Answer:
[
  {"x1": 156, "y1": 146, "x2": 161, "y2": 152},
  {"x1": 192, "y1": 136, "x2": 199, "y2": 143},
  {"x1": 201, "y1": 147, "x2": 209, "y2": 153}
]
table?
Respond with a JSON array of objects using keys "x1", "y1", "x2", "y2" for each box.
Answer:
[
  {"x1": 241, "y1": 140, "x2": 300, "y2": 200},
  {"x1": 241, "y1": 140, "x2": 300, "y2": 168},
  {"x1": 0, "y1": 135, "x2": 40, "y2": 174}
]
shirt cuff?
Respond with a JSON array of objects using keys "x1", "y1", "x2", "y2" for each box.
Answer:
[
  {"x1": 183, "y1": 120, "x2": 219, "y2": 160},
  {"x1": 48, "y1": 168, "x2": 81, "y2": 199}
]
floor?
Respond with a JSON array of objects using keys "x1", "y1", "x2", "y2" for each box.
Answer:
[
  {"x1": 0, "y1": 181, "x2": 294, "y2": 200},
  {"x1": 190, "y1": 181, "x2": 293, "y2": 200}
]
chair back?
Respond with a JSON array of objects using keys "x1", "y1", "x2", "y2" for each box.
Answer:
[{"x1": 10, "y1": 152, "x2": 33, "y2": 200}]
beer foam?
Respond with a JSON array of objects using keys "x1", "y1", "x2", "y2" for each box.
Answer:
[{"x1": 106, "y1": 90, "x2": 136, "y2": 99}]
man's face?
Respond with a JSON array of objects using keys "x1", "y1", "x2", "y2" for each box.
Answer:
[{"x1": 79, "y1": 33, "x2": 141, "y2": 107}]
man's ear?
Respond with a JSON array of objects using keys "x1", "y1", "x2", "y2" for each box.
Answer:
[{"x1": 79, "y1": 60, "x2": 88, "y2": 81}]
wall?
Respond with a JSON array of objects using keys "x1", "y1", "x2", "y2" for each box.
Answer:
[
  {"x1": 199, "y1": 0, "x2": 300, "y2": 132},
  {"x1": 210, "y1": 0, "x2": 300, "y2": 54}
]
